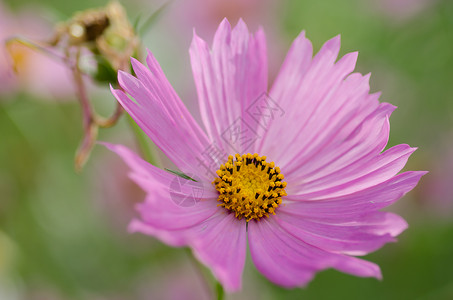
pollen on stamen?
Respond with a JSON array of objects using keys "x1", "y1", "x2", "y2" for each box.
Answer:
[{"x1": 212, "y1": 153, "x2": 287, "y2": 222}]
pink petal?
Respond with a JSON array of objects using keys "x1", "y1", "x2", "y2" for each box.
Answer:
[
  {"x1": 287, "y1": 144, "x2": 417, "y2": 197},
  {"x1": 248, "y1": 217, "x2": 382, "y2": 288},
  {"x1": 189, "y1": 18, "x2": 268, "y2": 154},
  {"x1": 113, "y1": 56, "x2": 216, "y2": 180},
  {"x1": 274, "y1": 211, "x2": 407, "y2": 256},
  {"x1": 257, "y1": 34, "x2": 352, "y2": 158},
  {"x1": 133, "y1": 53, "x2": 208, "y2": 148},
  {"x1": 265, "y1": 30, "x2": 313, "y2": 109},
  {"x1": 129, "y1": 219, "x2": 190, "y2": 247},
  {"x1": 191, "y1": 213, "x2": 247, "y2": 292},
  {"x1": 278, "y1": 74, "x2": 384, "y2": 174},
  {"x1": 255, "y1": 33, "x2": 401, "y2": 198},
  {"x1": 284, "y1": 171, "x2": 427, "y2": 207},
  {"x1": 103, "y1": 143, "x2": 220, "y2": 246}
]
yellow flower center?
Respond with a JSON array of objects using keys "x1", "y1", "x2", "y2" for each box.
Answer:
[{"x1": 213, "y1": 153, "x2": 287, "y2": 222}]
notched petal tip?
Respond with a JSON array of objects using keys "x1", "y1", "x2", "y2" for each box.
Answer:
[
  {"x1": 219, "y1": 17, "x2": 232, "y2": 29},
  {"x1": 190, "y1": 30, "x2": 207, "y2": 48},
  {"x1": 377, "y1": 102, "x2": 397, "y2": 117},
  {"x1": 350, "y1": 50, "x2": 359, "y2": 57},
  {"x1": 417, "y1": 170, "x2": 429, "y2": 177},
  {"x1": 130, "y1": 56, "x2": 146, "y2": 76},
  {"x1": 386, "y1": 103, "x2": 398, "y2": 114},
  {"x1": 234, "y1": 17, "x2": 248, "y2": 32},
  {"x1": 364, "y1": 72, "x2": 371, "y2": 81},
  {"x1": 334, "y1": 51, "x2": 359, "y2": 76},
  {"x1": 287, "y1": 30, "x2": 313, "y2": 59},
  {"x1": 341, "y1": 50, "x2": 359, "y2": 64},
  {"x1": 294, "y1": 29, "x2": 308, "y2": 42},
  {"x1": 189, "y1": 32, "x2": 210, "y2": 62},
  {"x1": 109, "y1": 85, "x2": 132, "y2": 106},
  {"x1": 396, "y1": 171, "x2": 428, "y2": 196},
  {"x1": 130, "y1": 56, "x2": 142, "y2": 67},
  {"x1": 327, "y1": 34, "x2": 341, "y2": 47},
  {"x1": 316, "y1": 34, "x2": 341, "y2": 60},
  {"x1": 118, "y1": 69, "x2": 142, "y2": 91},
  {"x1": 117, "y1": 69, "x2": 129, "y2": 83},
  {"x1": 145, "y1": 48, "x2": 155, "y2": 60},
  {"x1": 213, "y1": 17, "x2": 234, "y2": 49}
]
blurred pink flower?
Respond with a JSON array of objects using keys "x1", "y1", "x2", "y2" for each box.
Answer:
[
  {"x1": 419, "y1": 135, "x2": 453, "y2": 217},
  {"x1": 107, "y1": 19, "x2": 425, "y2": 291},
  {"x1": 171, "y1": 0, "x2": 277, "y2": 36},
  {"x1": 0, "y1": 1, "x2": 73, "y2": 99},
  {"x1": 367, "y1": 0, "x2": 434, "y2": 22},
  {"x1": 92, "y1": 143, "x2": 146, "y2": 234},
  {"x1": 172, "y1": 0, "x2": 284, "y2": 81}
]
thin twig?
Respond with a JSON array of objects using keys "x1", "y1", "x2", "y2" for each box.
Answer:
[
  {"x1": 94, "y1": 101, "x2": 123, "y2": 128},
  {"x1": 71, "y1": 47, "x2": 97, "y2": 171},
  {"x1": 5, "y1": 35, "x2": 68, "y2": 65}
]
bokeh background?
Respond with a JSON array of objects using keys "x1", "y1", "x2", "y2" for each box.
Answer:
[{"x1": 1, "y1": 0, "x2": 452, "y2": 299}]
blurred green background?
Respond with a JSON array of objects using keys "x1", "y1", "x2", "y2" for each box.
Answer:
[{"x1": 1, "y1": 0, "x2": 452, "y2": 299}]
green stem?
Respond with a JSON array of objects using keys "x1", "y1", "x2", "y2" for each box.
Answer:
[
  {"x1": 216, "y1": 280, "x2": 225, "y2": 300},
  {"x1": 126, "y1": 113, "x2": 161, "y2": 167},
  {"x1": 185, "y1": 248, "x2": 225, "y2": 299},
  {"x1": 185, "y1": 248, "x2": 213, "y2": 299}
]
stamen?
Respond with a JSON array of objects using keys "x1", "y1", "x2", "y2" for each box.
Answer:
[{"x1": 212, "y1": 153, "x2": 287, "y2": 222}]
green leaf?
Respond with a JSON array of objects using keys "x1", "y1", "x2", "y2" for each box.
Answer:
[
  {"x1": 164, "y1": 168, "x2": 197, "y2": 182},
  {"x1": 133, "y1": 14, "x2": 141, "y2": 33},
  {"x1": 92, "y1": 55, "x2": 117, "y2": 85}
]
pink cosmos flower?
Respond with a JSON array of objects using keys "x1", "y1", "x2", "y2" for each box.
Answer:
[{"x1": 106, "y1": 19, "x2": 426, "y2": 292}]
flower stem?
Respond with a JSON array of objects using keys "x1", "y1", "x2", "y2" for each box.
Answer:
[
  {"x1": 71, "y1": 48, "x2": 97, "y2": 172},
  {"x1": 184, "y1": 248, "x2": 215, "y2": 299},
  {"x1": 216, "y1": 281, "x2": 225, "y2": 300},
  {"x1": 94, "y1": 102, "x2": 124, "y2": 128}
]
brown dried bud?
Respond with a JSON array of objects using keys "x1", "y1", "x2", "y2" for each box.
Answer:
[{"x1": 51, "y1": 1, "x2": 139, "y2": 71}]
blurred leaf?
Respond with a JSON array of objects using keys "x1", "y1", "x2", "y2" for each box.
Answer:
[
  {"x1": 92, "y1": 55, "x2": 117, "y2": 85},
  {"x1": 133, "y1": 14, "x2": 142, "y2": 33},
  {"x1": 138, "y1": 2, "x2": 171, "y2": 36}
]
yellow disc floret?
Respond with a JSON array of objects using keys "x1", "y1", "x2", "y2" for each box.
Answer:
[{"x1": 213, "y1": 153, "x2": 287, "y2": 222}]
